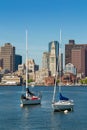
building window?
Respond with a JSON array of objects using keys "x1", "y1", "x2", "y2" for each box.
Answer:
[{"x1": 51, "y1": 57, "x2": 54, "y2": 63}]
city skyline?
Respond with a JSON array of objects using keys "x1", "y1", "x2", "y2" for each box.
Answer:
[{"x1": 0, "y1": 0, "x2": 87, "y2": 66}]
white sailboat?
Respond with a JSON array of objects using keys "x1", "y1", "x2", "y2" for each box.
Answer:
[
  {"x1": 52, "y1": 30, "x2": 74, "y2": 112},
  {"x1": 52, "y1": 88, "x2": 74, "y2": 112},
  {"x1": 20, "y1": 30, "x2": 42, "y2": 106}
]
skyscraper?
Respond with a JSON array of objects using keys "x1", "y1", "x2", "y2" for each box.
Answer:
[
  {"x1": 49, "y1": 41, "x2": 59, "y2": 76},
  {"x1": 42, "y1": 41, "x2": 59, "y2": 76},
  {"x1": 42, "y1": 52, "x2": 49, "y2": 69},
  {"x1": 0, "y1": 43, "x2": 15, "y2": 72},
  {"x1": 65, "y1": 40, "x2": 75, "y2": 65},
  {"x1": 15, "y1": 54, "x2": 22, "y2": 71},
  {"x1": 49, "y1": 41, "x2": 59, "y2": 57},
  {"x1": 71, "y1": 47, "x2": 86, "y2": 77},
  {"x1": 65, "y1": 40, "x2": 87, "y2": 77}
]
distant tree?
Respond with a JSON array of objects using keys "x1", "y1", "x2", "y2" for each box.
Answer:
[
  {"x1": 80, "y1": 78, "x2": 87, "y2": 84},
  {"x1": 28, "y1": 79, "x2": 33, "y2": 83},
  {"x1": 57, "y1": 79, "x2": 60, "y2": 84},
  {"x1": 80, "y1": 79, "x2": 83, "y2": 84},
  {"x1": 84, "y1": 78, "x2": 87, "y2": 84}
]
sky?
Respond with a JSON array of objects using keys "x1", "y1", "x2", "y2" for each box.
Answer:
[{"x1": 0, "y1": 0, "x2": 87, "y2": 67}]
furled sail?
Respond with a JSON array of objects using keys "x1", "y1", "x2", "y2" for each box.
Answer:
[{"x1": 59, "y1": 93, "x2": 69, "y2": 101}]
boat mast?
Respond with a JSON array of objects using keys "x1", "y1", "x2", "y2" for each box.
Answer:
[
  {"x1": 59, "y1": 29, "x2": 62, "y2": 93},
  {"x1": 52, "y1": 74, "x2": 57, "y2": 103},
  {"x1": 52, "y1": 31, "x2": 60, "y2": 103},
  {"x1": 26, "y1": 30, "x2": 28, "y2": 91}
]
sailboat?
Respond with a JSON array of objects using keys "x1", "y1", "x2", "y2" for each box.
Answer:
[
  {"x1": 20, "y1": 30, "x2": 42, "y2": 106},
  {"x1": 52, "y1": 86, "x2": 74, "y2": 112},
  {"x1": 52, "y1": 30, "x2": 74, "y2": 112}
]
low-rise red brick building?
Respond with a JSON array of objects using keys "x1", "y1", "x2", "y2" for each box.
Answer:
[{"x1": 45, "y1": 76, "x2": 55, "y2": 86}]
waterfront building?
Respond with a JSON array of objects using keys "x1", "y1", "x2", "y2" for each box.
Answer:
[
  {"x1": 0, "y1": 43, "x2": 15, "y2": 72},
  {"x1": 27, "y1": 59, "x2": 39, "y2": 72},
  {"x1": 27, "y1": 59, "x2": 39, "y2": 81},
  {"x1": 62, "y1": 63, "x2": 76, "y2": 85},
  {"x1": 45, "y1": 76, "x2": 55, "y2": 86},
  {"x1": 18, "y1": 64, "x2": 26, "y2": 74},
  {"x1": 62, "y1": 73, "x2": 76, "y2": 85},
  {"x1": 64, "y1": 63, "x2": 76, "y2": 75},
  {"x1": 1, "y1": 75, "x2": 21, "y2": 85},
  {"x1": 65, "y1": 40, "x2": 87, "y2": 77},
  {"x1": 17, "y1": 59, "x2": 39, "y2": 82},
  {"x1": 35, "y1": 68, "x2": 50, "y2": 85}
]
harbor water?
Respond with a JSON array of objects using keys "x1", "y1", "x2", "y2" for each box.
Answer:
[{"x1": 0, "y1": 86, "x2": 87, "y2": 130}]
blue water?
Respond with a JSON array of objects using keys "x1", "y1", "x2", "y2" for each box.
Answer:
[{"x1": 0, "y1": 86, "x2": 87, "y2": 130}]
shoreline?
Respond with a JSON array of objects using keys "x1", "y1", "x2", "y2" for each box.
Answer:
[{"x1": 0, "y1": 84, "x2": 87, "y2": 87}]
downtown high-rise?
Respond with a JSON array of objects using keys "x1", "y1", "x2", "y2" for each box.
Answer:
[
  {"x1": 65, "y1": 40, "x2": 87, "y2": 77},
  {"x1": 0, "y1": 43, "x2": 15, "y2": 72},
  {"x1": 42, "y1": 41, "x2": 59, "y2": 76}
]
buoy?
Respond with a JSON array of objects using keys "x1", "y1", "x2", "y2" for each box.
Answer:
[
  {"x1": 64, "y1": 110, "x2": 68, "y2": 114},
  {"x1": 20, "y1": 104, "x2": 23, "y2": 107}
]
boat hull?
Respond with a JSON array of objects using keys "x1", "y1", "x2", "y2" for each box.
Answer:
[
  {"x1": 52, "y1": 100, "x2": 74, "y2": 112},
  {"x1": 21, "y1": 98, "x2": 41, "y2": 106}
]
